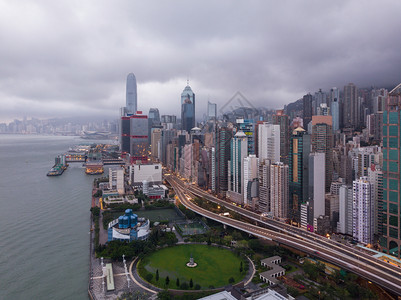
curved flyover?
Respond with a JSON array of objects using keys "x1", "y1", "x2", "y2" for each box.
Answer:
[{"x1": 166, "y1": 175, "x2": 401, "y2": 296}]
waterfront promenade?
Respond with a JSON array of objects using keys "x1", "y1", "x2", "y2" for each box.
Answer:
[{"x1": 88, "y1": 183, "x2": 152, "y2": 300}]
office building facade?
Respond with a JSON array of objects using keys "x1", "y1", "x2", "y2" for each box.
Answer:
[
  {"x1": 228, "y1": 131, "x2": 248, "y2": 204},
  {"x1": 270, "y1": 162, "x2": 289, "y2": 220},
  {"x1": 308, "y1": 152, "x2": 326, "y2": 226},
  {"x1": 343, "y1": 83, "x2": 358, "y2": 128},
  {"x1": 243, "y1": 155, "x2": 259, "y2": 207},
  {"x1": 289, "y1": 127, "x2": 311, "y2": 222},
  {"x1": 181, "y1": 84, "x2": 195, "y2": 132},
  {"x1": 381, "y1": 83, "x2": 401, "y2": 258},
  {"x1": 303, "y1": 93, "x2": 313, "y2": 130},
  {"x1": 353, "y1": 177, "x2": 374, "y2": 244},
  {"x1": 311, "y1": 115, "x2": 333, "y2": 192},
  {"x1": 126, "y1": 73, "x2": 137, "y2": 115},
  {"x1": 215, "y1": 125, "x2": 233, "y2": 198},
  {"x1": 272, "y1": 110, "x2": 289, "y2": 164},
  {"x1": 258, "y1": 122, "x2": 280, "y2": 163}
]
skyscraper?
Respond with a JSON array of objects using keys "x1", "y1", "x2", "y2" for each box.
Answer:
[
  {"x1": 215, "y1": 124, "x2": 233, "y2": 198},
  {"x1": 337, "y1": 185, "x2": 353, "y2": 235},
  {"x1": 228, "y1": 131, "x2": 248, "y2": 204},
  {"x1": 331, "y1": 98, "x2": 339, "y2": 132},
  {"x1": 120, "y1": 116, "x2": 131, "y2": 154},
  {"x1": 308, "y1": 152, "x2": 326, "y2": 225},
  {"x1": 148, "y1": 108, "x2": 161, "y2": 144},
  {"x1": 368, "y1": 165, "x2": 383, "y2": 236},
  {"x1": 343, "y1": 83, "x2": 358, "y2": 128},
  {"x1": 126, "y1": 73, "x2": 137, "y2": 115},
  {"x1": 258, "y1": 159, "x2": 271, "y2": 213},
  {"x1": 181, "y1": 84, "x2": 195, "y2": 133},
  {"x1": 258, "y1": 122, "x2": 280, "y2": 163},
  {"x1": 353, "y1": 177, "x2": 374, "y2": 244},
  {"x1": 314, "y1": 89, "x2": 326, "y2": 115},
  {"x1": 150, "y1": 128, "x2": 162, "y2": 160},
  {"x1": 207, "y1": 101, "x2": 217, "y2": 120},
  {"x1": 130, "y1": 114, "x2": 148, "y2": 163},
  {"x1": 381, "y1": 83, "x2": 401, "y2": 258},
  {"x1": 289, "y1": 127, "x2": 311, "y2": 222},
  {"x1": 270, "y1": 162, "x2": 289, "y2": 220},
  {"x1": 303, "y1": 93, "x2": 313, "y2": 130},
  {"x1": 311, "y1": 115, "x2": 333, "y2": 192},
  {"x1": 243, "y1": 155, "x2": 259, "y2": 207},
  {"x1": 120, "y1": 73, "x2": 138, "y2": 154},
  {"x1": 272, "y1": 110, "x2": 289, "y2": 164},
  {"x1": 237, "y1": 119, "x2": 255, "y2": 155}
]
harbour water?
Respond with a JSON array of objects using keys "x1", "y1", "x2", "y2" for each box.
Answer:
[{"x1": 0, "y1": 135, "x2": 109, "y2": 300}]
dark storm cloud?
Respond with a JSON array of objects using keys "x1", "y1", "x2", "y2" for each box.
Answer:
[{"x1": 0, "y1": 0, "x2": 401, "y2": 122}]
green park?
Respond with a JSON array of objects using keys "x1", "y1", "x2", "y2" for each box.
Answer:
[{"x1": 137, "y1": 244, "x2": 247, "y2": 290}]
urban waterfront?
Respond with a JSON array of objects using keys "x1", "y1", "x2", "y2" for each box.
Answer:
[{"x1": 0, "y1": 135, "x2": 110, "y2": 300}]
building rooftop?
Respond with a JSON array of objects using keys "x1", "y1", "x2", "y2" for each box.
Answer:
[
  {"x1": 234, "y1": 131, "x2": 247, "y2": 138},
  {"x1": 389, "y1": 83, "x2": 401, "y2": 96},
  {"x1": 198, "y1": 290, "x2": 237, "y2": 300},
  {"x1": 261, "y1": 256, "x2": 282, "y2": 264},
  {"x1": 292, "y1": 126, "x2": 305, "y2": 135}
]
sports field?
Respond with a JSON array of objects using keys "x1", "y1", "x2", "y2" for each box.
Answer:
[
  {"x1": 136, "y1": 208, "x2": 184, "y2": 222},
  {"x1": 175, "y1": 221, "x2": 208, "y2": 236},
  {"x1": 138, "y1": 244, "x2": 246, "y2": 289}
]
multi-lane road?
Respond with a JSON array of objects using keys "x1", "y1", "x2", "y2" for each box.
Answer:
[{"x1": 165, "y1": 174, "x2": 401, "y2": 296}]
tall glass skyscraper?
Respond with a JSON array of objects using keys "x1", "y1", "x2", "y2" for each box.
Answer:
[
  {"x1": 126, "y1": 73, "x2": 137, "y2": 115},
  {"x1": 303, "y1": 93, "x2": 313, "y2": 130},
  {"x1": 289, "y1": 127, "x2": 310, "y2": 223},
  {"x1": 381, "y1": 83, "x2": 401, "y2": 258},
  {"x1": 215, "y1": 124, "x2": 233, "y2": 198},
  {"x1": 148, "y1": 108, "x2": 161, "y2": 144},
  {"x1": 181, "y1": 84, "x2": 195, "y2": 132},
  {"x1": 207, "y1": 101, "x2": 217, "y2": 120},
  {"x1": 228, "y1": 131, "x2": 248, "y2": 204}
]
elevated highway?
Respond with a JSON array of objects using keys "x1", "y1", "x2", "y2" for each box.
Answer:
[{"x1": 166, "y1": 174, "x2": 401, "y2": 296}]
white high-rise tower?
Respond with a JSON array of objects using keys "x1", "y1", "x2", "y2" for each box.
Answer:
[
  {"x1": 258, "y1": 122, "x2": 280, "y2": 163},
  {"x1": 353, "y1": 177, "x2": 374, "y2": 244}
]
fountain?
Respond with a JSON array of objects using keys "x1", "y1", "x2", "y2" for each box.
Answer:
[{"x1": 186, "y1": 253, "x2": 197, "y2": 268}]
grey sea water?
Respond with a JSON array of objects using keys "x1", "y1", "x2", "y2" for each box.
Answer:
[{"x1": 0, "y1": 135, "x2": 108, "y2": 300}]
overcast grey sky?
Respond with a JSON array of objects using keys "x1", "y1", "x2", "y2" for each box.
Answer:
[{"x1": 1, "y1": 0, "x2": 401, "y2": 123}]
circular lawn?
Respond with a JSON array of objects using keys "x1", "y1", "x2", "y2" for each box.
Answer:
[{"x1": 137, "y1": 244, "x2": 246, "y2": 290}]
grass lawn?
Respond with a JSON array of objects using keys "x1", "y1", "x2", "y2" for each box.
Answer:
[
  {"x1": 138, "y1": 244, "x2": 246, "y2": 289},
  {"x1": 136, "y1": 208, "x2": 184, "y2": 222}
]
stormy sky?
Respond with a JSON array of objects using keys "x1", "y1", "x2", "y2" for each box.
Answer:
[{"x1": 1, "y1": 0, "x2": 401, "y2": 123}]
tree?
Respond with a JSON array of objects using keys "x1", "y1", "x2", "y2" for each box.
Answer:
[
  {"x1": 165, "y1": 276, "x2": 170, "y2": 286},
  {"x1": 228, "y1": 277, "x2": 235, "y2": 284},
  {"x1": 303, "y1": 261, "x2": 318, "y2": 281},
  {"x1": 240, "y1": 261, "x2": 243, "y2": 273},
  {"x1": 176, "y1": 278, "x2": 180, "y2": 287},
  {"x1": 194, "y1": 284, "x2": 201, "y2": 290},
  {"x1": 232, "y1": 230, "x2": 242, "y2": 241},
  {"x1": 346, "y1": 282, "x2": 360, "y2": 298},
  {"x1": 180, "y1": 282, "x2": 189, "y2": 290},
  {"x1": 157, "y1": 290, "x2": 171, "y2": 300},
  {"x1": 90, "y1": 206, "x2": 100, "y2": 216},
  {"x1": 156, "y1": 269, "x2": 159, "y2": 282},
  {"x1": 189, "y1": 278, "x2": 193, "y2": 288},
  {"x1": 145, "y1": 273, "x2": 153, "y2": 282}
]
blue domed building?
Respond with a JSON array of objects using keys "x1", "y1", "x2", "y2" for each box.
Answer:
[{"x1": 107, "y1": 209, "x2": 150, "y2": 242}]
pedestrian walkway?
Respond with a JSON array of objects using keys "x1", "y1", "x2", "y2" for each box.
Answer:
[{"x1": 129, "y1": 257, "x2": 159, "y2": 294}]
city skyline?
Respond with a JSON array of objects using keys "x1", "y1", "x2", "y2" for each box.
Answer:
[{"x1": 1, "y1": 1, "x2": 401, "y2": 123}]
